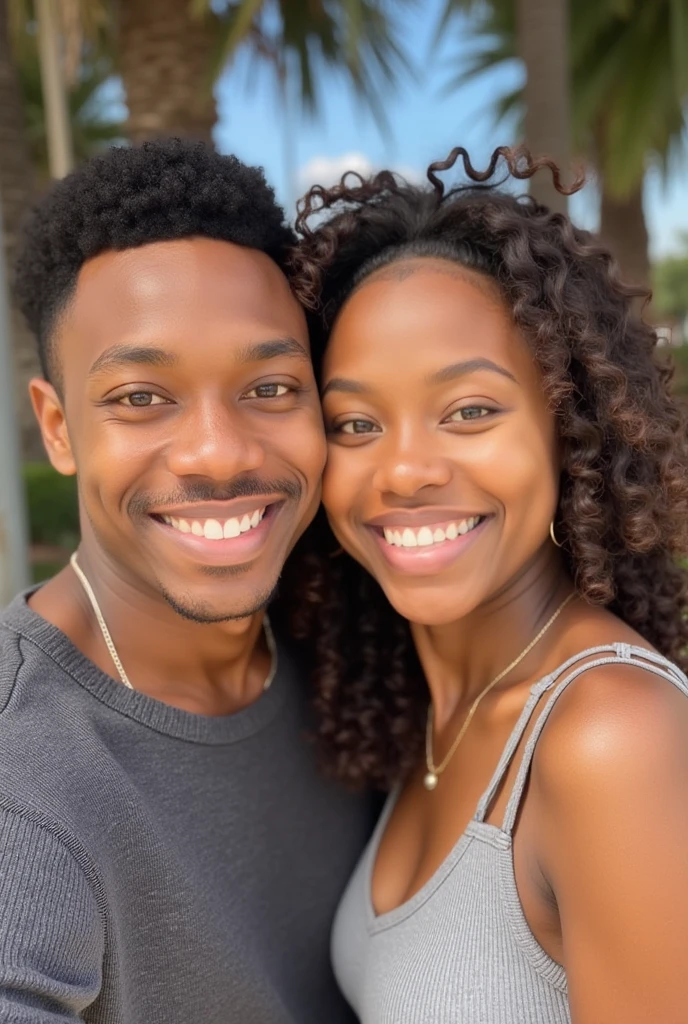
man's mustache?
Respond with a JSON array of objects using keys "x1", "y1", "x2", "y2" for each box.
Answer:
[{"x1": 128, "y1": 477, "x2": 302, "y2": 517}]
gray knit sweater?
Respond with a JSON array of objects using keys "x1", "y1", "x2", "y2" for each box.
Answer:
[{"x1": 0, "y1": 593, "x2": 373, "y2": 1023}]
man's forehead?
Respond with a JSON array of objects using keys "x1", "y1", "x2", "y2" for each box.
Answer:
[
  {"x1": 74, "y1": 237, "x2": 289, "y2": 303},
  {"x1": 58, "y1": 237, "x2": 307, "y2": 361}
]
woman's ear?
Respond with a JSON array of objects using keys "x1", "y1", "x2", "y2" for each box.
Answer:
[{"x1": 29, "y1": 378, "x2": 76, "y2": 476}]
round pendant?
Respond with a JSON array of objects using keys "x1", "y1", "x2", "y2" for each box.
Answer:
[{"x1": 423, "y1": 772, "x2": 439, "y2": 791}]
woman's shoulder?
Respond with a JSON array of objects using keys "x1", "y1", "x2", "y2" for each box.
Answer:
[{"x1": 531, "y1": 620, "x2": 688, "y2": 824}]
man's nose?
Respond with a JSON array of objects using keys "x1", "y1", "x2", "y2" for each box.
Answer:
[{"x1": 165, "y1": 400, "x2": 265, "y2": 480}]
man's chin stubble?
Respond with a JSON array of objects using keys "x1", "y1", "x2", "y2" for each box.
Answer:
[{"x1": 158, "y1": 582, "x2": 277, "y2": 625}]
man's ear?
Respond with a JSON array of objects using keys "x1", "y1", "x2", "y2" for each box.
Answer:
[{"x1": 29, "y1": 379, "x2": 76, "y2": 476}]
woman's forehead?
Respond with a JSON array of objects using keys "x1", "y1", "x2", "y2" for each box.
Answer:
[{"x1": 326, "y1": 264, "x2": 536, "y2": 384}]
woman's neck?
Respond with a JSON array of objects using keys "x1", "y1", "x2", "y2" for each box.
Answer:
[{"x1": 411, "y1": 554, "x2": 573, "y2": 730}]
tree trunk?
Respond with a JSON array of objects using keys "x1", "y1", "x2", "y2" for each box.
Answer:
[
  {"x1": 0, "y1": 0, "x2": 44, "y2": 460},
  {"x1": 119, "y1": 0, "x2": 218, "y2": 145},
  {"x1": 599, "y1": 184, "x2": 650, "y2": 291},
  {"x1": 516, "y1": 0, "x2": 570, "y2": 214}
]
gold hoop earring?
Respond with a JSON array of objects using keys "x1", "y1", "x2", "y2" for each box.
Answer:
[{"x1": 549, "y1": 520, "x2": 563, "y2": 548}]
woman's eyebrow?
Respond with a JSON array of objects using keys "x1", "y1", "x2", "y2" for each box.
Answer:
[
  {"x1": 321, "y1": 377, "x2": 370, "y2": 398},
  {"x1": 321, "y1": 358, "x2": 517, "y2": 398},
  {"x1": 427, "y1": 358, "x2": 517, "y2": 386}
]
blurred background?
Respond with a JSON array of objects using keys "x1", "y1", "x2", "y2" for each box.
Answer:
[{"x1": 1, "y1": 0, "x2": 687, "y2": 601}]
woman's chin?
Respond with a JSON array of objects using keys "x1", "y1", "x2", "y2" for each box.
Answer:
[{"x1": 379, "y1": 581, "x2": 478, "y2": 629}]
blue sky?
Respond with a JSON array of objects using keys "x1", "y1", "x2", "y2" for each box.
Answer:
[{"x1": 213, "y1": 1, "x2": 687, "y2": 261}]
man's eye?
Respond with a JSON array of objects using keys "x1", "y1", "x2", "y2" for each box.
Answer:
[
  {"x1": 447, "y1": 406, "x2": 491, "y2": 422},
  {"x1": 245, "y1": 384, "x2": 291, "y2": 399},
  {"x1": 338, "y1": 419, "x2": 379, "y2": 435},
  {"x1": 120, "y1": 392, "x2": 168, "y2": 407}
]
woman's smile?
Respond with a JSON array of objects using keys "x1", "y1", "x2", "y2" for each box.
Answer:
[{"x1": 366, "y1": 511, "x2": 489, "y2": 575}]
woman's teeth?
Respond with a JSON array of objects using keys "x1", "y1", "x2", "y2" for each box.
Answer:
[
  {"x1": 160, "y1": 507, "x2": 265, "y2": 540},
  {"x1": 382, "y1": 517, "x2": 482, "y2": 548}
]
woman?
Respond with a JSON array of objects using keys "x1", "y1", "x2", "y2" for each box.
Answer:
[{"x1": 286, "y1": 148, "x2": 688, "y2": 1023}]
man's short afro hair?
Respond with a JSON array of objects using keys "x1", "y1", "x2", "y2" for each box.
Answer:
[{"x1": 14, "y1": 137, "x2": 296, "y2": 381}]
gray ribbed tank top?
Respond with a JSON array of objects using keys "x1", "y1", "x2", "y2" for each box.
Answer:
[{"x1": 332, "y1": 643, "x2": 688, "y2": 1023}]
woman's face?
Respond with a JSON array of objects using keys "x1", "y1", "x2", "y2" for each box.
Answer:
[{"x1": 320, "y1": 257, "x2": 560, "y2": 626}]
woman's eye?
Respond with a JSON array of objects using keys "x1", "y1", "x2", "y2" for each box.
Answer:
[
  {"x1": 120, "y1": 392, "x2": 168, "y2": 407},
  {"x1": 447, "y1": 406, "x2": 491, "y2": 422},
  {"x1": 337, "y1": 419, "x2": 380, "y2": 435},
  {"x1": 245, "y1": 383, "x2": 290, "y2": 399}
]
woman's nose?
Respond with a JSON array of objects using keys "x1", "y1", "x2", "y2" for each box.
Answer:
[{"x1": 371, "y1": 433, "x2": 452, "y2": 497}]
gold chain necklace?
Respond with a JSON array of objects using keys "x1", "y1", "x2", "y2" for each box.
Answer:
[
  {"x1": 423, "y1": 592, "x2": 575, "y2": 791},
  {"x1": 70, "y1": 552, "x2": 277, "y2": 693}
]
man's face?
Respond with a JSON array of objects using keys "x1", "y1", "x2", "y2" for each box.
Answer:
[{"x1": 33, "y1": 238, "x2": 326, "y2": 622}]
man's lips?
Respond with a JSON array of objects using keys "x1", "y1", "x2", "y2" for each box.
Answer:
[
  {"x1": 146, "y1": 501, "x2": 284, "y2": 564},
  {"x1": 147, "y1": 496, "x2": 285, "y2": 520}
]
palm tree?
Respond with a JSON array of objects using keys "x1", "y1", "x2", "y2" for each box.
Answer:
[
  {"x1": 515, "y1": 0, "x2": 569, "y2": 213},
  {"x1": 99, "y1": 0, "x2": 416, "y2": 145},
  {"x1": 575, "y1": 0, "x2": 687, "y2": 287},
  {"x1": 442, "y1": 0, "x2": 688, "y2": 287},
  {"x1": 11, "y1": 0, "x2": 416, "y2": 147},
  {"x1": 1, "y1": 2, "x2": 121, "y2": 457},
  {"x1": 442, "y1": 0, "x2": 570, "y2": 213},
  {"x1": 18, "y1": 43, "x2": 124, "y2": 183},
  {"x1": 119, "y1": 0, "x2": 218, "y2": 143}
]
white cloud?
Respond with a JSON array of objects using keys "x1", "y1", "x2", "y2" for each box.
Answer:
[{"x1": 297, "y1": 151, "x2": 424, "y2": 191}]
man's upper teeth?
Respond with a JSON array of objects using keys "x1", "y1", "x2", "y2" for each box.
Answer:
[
  {"x1": 161, "y1": 508, "x2": 265, "y2": 539},
  {"x1": 383, "y1": 517, "x2": 481, "y2": 548}
]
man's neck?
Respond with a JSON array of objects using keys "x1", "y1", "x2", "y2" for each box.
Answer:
[{"x1": 29, "y1": 555, "x2": 273, "y2": 717}]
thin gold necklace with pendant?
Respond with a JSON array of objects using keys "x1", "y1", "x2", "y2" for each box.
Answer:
[
  {"x1": 69, "y1": 552, "x2": 277, "y2": 693},
  {"x1": 423, "y1": 592, "x2": 575, "y2": 791}
]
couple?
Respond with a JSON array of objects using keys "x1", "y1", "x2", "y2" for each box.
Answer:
[{"x1": 1, "y1": 138, "x2": 687, "y2": 1024}]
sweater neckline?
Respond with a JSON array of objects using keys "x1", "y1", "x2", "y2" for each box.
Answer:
[{"x1": 1, "y1": 590, "x2": 288, "y2": 745}]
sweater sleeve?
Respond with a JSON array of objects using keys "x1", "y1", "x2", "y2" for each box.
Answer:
[{"x1": 0, "y1": 807, "x2": 104, "y2": 1022}]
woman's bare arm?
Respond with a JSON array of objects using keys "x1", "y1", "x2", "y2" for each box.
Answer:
[{"x1": 534, "y1": 665, "x2": 688, "y2": 1023}]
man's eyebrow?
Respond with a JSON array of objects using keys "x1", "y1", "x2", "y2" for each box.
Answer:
[
  {"x1": 238, "y1": 337, "x2": 310, "y2": 363},
  {"x1": 427, "y1": 358, "x2": 517, "y2": 386},
  {"x1": 88, "y1": 345, "x2": 178, "y2": 378},
  {"x1": 321, "y1": 377, "x2": 370, "y2": 398},
  {"x1": 88, "y1": 337, "x2": 310, "y2": 380}
]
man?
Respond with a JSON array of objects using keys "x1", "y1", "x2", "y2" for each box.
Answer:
[{"x1": 0, "y1": 139, "x2": 372, "y2": 1023}]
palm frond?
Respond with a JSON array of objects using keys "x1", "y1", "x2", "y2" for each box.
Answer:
[
  {"x1": 444, "y1": 0, "x2": 688, "y2": 197},
  {"x1": 206, "y1": 0, "x2": 418, "y2": 132},
  {"x1": 16, "y1": 38, "x2": 124, "y2": 177}
]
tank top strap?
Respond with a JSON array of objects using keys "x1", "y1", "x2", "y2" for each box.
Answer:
[
  {"x1": 499, "y1": 643, "x2": 688, "y2": 836},
  {"x1": 473, "y1": 671, "x2": 560, "y2": 823}
]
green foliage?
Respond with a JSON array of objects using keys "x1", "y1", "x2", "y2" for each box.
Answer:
[
  {"x1": 653, "y1": 258, "x2": 688, "y2": 321},
  {"x1": 16, "y1": 45, "x2": 124, "y2": 182},
  {"x1": 23, "y1": 463, "x2": 79, "y2": 548},
  {"x1": 652, "y1": 233, "x2": 688, "y2": 321},
  {"x1": 32, "y1": 560, "x2": 67, "y2": 583},
  {"x1": 441, "y1": 0, "x2": 688, "y2": 198},
  {"x1": 18, "y1": 52, "x2": 124, "y2": 181},
  {"x1": 671, "y1": 343, "x2": 688, "y2": 397}
]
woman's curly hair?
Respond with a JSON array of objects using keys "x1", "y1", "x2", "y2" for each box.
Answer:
[{"x1": 276, "y1": 145, "x2": 688, "y2": 791}]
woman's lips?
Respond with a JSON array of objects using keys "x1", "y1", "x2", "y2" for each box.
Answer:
[{"x1": 368, "y1": 514, "x2": 489, "y2": 575}]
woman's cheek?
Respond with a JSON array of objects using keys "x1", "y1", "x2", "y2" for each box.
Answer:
[{"x1": 324, "y1": 446, "x2": 357, "y2": 500}]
